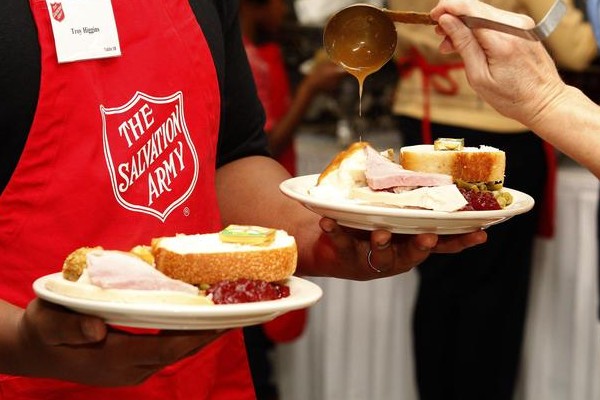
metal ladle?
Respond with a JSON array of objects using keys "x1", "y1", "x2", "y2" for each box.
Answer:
[
  {"x1": 323, "y1": 4, "x2": 399, "y2": 82},
  {"x1": 323, "y1": 0, "x2": 567, "y2": 73},
  {"x1": 323, "y1": 4, "x2": 402, "y2": 116}
]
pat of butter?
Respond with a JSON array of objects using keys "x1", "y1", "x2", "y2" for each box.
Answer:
[
  {"x1": 434, "y1": 138, "x2": 464, "y2": 151},
  {"x1": 219, "y1": 225, "x2": 276, "y2": 246}
]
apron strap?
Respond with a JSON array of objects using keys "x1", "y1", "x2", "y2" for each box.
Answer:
[
  {"x1": 538, "y1": 142, "x2": 557, "y2": 238},
  {"x1": 396, "y1": 47, "x2": 464, "y2": 144}
]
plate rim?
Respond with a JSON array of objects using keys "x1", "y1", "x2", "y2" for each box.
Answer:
[
  {"x1": 279, "y1": 174, "x2": 535, "y2": 233},
  {"x1": 33, "y1": 274, "x2": 323, "y2": 329}
]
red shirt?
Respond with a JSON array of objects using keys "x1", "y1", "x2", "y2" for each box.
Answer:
[{"x1": 244, "y1": 40, "x2": 296, "y2": 175}]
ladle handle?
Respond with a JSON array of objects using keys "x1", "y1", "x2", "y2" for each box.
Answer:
[{"x1": 381, "y1": 9, "x2": 437, "y2": 25}]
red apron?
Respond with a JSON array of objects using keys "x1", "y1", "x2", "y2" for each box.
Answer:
[
  {"x1": 243, "y1": 39, "x2": 307, "y2": 340},
  {"x1": 0, "y1": 0, "x2": 254, "y2": 398}
]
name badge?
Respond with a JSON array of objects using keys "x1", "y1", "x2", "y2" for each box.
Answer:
[{"x1": 46, "y1": 0, "x2": 121, "y2": 63}]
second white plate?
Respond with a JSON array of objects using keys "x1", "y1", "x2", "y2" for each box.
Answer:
[{"x1": 280, "y1": 174, "x2": 535, "y2": 234}]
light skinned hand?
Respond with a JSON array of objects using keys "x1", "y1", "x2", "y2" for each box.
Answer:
[
  {"x1": 4, "y1": 299, "x2": 223, "y2": 386},
  {"x1": 429, "y1": 0, "x2": 568, "y2": 129}
]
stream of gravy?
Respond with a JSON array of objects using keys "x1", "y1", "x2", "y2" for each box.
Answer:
[{"x1": 326, "y1": 13, "x2": 395, "y2": 116}]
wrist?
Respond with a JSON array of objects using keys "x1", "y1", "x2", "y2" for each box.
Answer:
[
  {"x1": 0, "y1": 301, "x2": 25, "y2": 375},
  {"x1": 526, "y1": 82, "x2": 572, "y2": 132}
]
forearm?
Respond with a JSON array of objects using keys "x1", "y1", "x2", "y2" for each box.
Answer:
[{"x1": 530, "y1": 85, "x2": 600, "y2": 177}]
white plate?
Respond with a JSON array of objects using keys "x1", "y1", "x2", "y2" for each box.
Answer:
[
  {"x1": 33, "y1": 274, "x2": 322, "y2": 330},
  {"x1": 280, "y1": 174, "x2": 535, "y2": 234}
]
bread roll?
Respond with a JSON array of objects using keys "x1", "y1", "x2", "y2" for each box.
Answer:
[
  {"x1": 400, "y1": 144, "x2": 505, "y2": 186},
  {"x1": 152, "y1": 229, "x2": 297, "y2": 285},
  {"x1": 317, "y1": 141, "x2": 369, "y2": 186},
  {"x1": 62, "y1": 246, "x2": 103, "y2": 281}
]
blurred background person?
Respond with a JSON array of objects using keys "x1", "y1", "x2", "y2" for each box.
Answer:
[
  {"x1": 240, "y1": 0, "x2": 345, "y2": 398},
  {"x1": 388, "y1": 0, "x2": 597, "y2": 398},
  {"x1": 240, "y1": 0, "x2": 345, "y2": 175},
  {"x1": 433, "y1": 0, "x2": 600, "y2": 331},
  {"x1": 586, "y1": 0, "x2": 600, "y2": 322}
]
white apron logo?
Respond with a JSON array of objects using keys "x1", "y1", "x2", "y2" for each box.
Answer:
[
  {"x1": 50, "y1": 2, "x2": 65, "y2": 22},
  {"x1": 101, "y1": 91, "x2": 199, "y2": 222}
]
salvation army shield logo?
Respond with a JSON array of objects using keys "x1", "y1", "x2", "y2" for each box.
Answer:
[
  {"x1": 50, "y1": 3, "x2": 65, "y2": 22},
  {"x1": 101, "y1": 91, "x2": 199, "y2": 222}
]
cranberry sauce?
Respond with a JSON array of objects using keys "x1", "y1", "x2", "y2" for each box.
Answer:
[
  {"x1": 207, "y1": 279, "x2": 290, "y2": 304},
  {"x1": 459, "y1": 188, "x2": 502, "y2": 211}
]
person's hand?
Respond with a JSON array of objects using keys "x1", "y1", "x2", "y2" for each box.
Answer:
[
  {"x1": 303, "y1": 60, "x2": 346, "y2": 94},
  {"x1": 8, "y1": 299, "x2": 223, "y2": 386},
  {"x1": 429, "y1": 0, "x2": 568, "y2": 128},
  {"x1": 215, "y1": 156, "x2": 487, "y2": 281},
  {"x1": 311, "y1": 217, "x2": 487, "y2": 280}
]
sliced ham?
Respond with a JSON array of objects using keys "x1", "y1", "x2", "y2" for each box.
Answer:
[
  {"x1": 85, "y1": 250, "x2": 199, "y2": 294},
  {"x1": 364, "y1": 145, "x2": 452, "y2": 190}
]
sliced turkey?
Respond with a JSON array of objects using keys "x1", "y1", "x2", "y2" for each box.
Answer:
[{"x1": 85, "y1": 250, "x2": 199, "y2": 294}]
